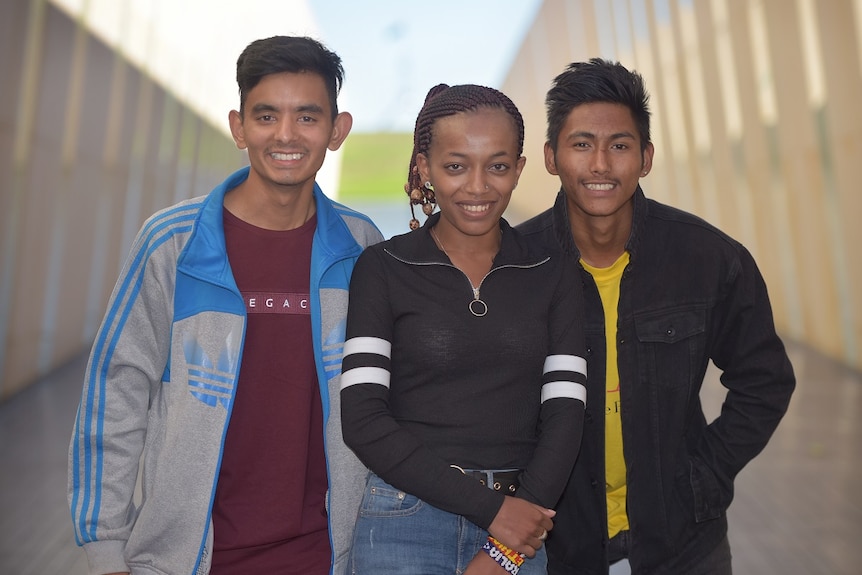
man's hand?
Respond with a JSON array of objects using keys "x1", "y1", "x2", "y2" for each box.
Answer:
[{"x1": 487, "y1": 496, "x2": 554, "y2": 557}]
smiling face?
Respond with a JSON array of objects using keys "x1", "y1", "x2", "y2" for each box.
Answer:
[
  {"x1": 545, "y1": 101, "x2": 653, "y2": 228},
  {"x1": 228, "y1": 70, "x2": 351, "y2": 198},
  {"x1": 416, "y1": 106, "x2": 525, "y2": 243}
]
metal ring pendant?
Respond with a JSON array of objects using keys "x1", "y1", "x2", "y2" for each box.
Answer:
[{"x1": 469, "y1": 299, "x2": 488, "y2": 317}]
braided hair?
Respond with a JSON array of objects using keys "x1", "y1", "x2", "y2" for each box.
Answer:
[{"x1": 405, "y1": 84, "x2": 525, "y2": 230}]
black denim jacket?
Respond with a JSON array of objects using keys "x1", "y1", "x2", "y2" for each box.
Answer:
[{"x1": 517, "y1": 188, "x2": 795, "y2": 574}]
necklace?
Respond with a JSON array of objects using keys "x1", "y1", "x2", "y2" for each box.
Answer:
[{"x1": 431, "y1": 226, "x2": 488, "y2": 317}]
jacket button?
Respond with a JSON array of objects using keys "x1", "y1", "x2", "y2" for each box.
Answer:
[
  {"x1": 666, "y1": 327, "x2": 676, "y2": 337},
  {"x1": 586, "y1": 347, "x2": 593, "y2": 355}
]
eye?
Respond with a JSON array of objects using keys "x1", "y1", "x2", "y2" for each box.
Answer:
[
  {"x1": 611, "y1": 142, "x2": 629, "y2": 150},
  {"x1": 489, "y1": 163, "x2": 510, "y2": 172},
  {"x1": 445, "y1": 163, "x2": 464, "y2": 172},
  {"x1": 258, "y1": 114, "x2": 276, "y2": 122},
  {"x1": 299, "y1": 115, "x2": 317, "y2": 123}
]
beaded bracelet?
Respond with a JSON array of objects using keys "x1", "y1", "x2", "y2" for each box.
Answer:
[{"x1": 482, "y1": 536, "x2": 525, "y2": 573}]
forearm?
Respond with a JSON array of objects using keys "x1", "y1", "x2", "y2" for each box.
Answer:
[
  {"x1": 341, "y1": 384, "x2": 504, "y2": 527},
  {"x1": 516, "y1": 399, "x2": 585, "y2": 507}
]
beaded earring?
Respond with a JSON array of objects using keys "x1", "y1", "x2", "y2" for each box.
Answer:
[{"x1": 405, "y1": 166, "x2": 436, "y2": 230}]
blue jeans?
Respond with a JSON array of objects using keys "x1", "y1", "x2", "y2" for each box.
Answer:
[{"x1": 348, "y1": 473, "x2": 547, "y2": 574}]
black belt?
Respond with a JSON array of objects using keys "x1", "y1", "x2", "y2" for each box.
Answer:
[{"x1": 451, "y1": 465, "x2": 520, "y2": 493}]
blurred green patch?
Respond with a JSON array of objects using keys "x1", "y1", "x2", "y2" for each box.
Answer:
[{"x1": 339, "y1": 132, "x2": 413, "y2": 201}]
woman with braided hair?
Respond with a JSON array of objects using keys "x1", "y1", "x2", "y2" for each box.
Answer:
[{"x1": 340, "y1": 84, "x2": 587, "y2": 574}]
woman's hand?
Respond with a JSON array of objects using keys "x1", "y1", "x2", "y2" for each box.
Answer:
[
  {"x1": 464, "y1": 550, "x2": 509, "y2": 575},
  {"x1": 487, "y1": 496, "x2": 554, "y2": 557}
]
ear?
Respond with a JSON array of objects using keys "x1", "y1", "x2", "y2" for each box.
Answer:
[
  {"x1": 328, "y1": 112, "x2": 353, "y2": 151},
  {"x1": 513, "y1": 155, "x2": 527, "y2": 186},
  {"x1": 416, "y1": 153, "x2": 431, "y2": 184},
  {"x1": 640, "y1": 141, "x2": 655, "y2": 176},
  {"x1": 544, "y1": 141, "x2": 558, "y2": 176},
  {"x1": 228, "y1": 110, "x2": 247, "y2": 150}
]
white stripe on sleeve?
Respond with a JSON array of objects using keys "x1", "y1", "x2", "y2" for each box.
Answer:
[
  {"x1": 543, "y1": 354, "x2": 587, "y2": 376},
  {"x1": 340, "y1": 367, "x2": 391, "y2": 390},
  {"x1": 344, "y1": 337, "x2": 392, "y2": 358},
  {"x1": 541, "y1": 381, "x2": 587, "y2": 404}
]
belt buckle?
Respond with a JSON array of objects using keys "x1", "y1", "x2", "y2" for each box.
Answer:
[
  {"x1": 450, "y1": 464, "x2": 487, "y2": 486},
  {"x1": 452, "y1": 465, "x2": 517, "y2": 492}
]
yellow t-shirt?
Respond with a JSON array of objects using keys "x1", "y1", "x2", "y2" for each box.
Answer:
[{"x1": 581, "y1": 252, "x2": 630, "y2": 538}]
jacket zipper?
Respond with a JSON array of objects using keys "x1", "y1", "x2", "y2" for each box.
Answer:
[{"x1": 385, "y1": 250, "x2": 550, "y2": 309}]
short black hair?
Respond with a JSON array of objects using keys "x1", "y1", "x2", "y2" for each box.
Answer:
[
  {"x1": 545, "y1": 58, "x2": 651, "y2": 152},
  {"x1": 236, "y1": 36, "x2": 344, "y2": 117}
]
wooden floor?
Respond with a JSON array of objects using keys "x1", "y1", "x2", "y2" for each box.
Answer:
[{"x1": 1, "y1": 339, "x2": 860, "y2": 574}]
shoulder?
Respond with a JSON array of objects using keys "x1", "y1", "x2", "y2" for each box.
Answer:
[
  {"x1": 133, "y1": 195, "x2": 207, "y2": 253},
  {"x1": 645, "y1": 198, "x2": 744, "y2": 254},
  {"x1": 515, "y1": 206, "x2": 556, "y2": 240},
  {"x1": 640, "y1": 198, "x2": 760, "y2": 282},
  {"x1": 143, "y1": 195, "x2": 207, "y2": 228},
  {"x1": 322, "y1": 196, "x2": 384, "y2": 247},
  {"x1": 515, "y1": 193, "x2": 567, "y2": 256},
  {"x1": 516, "y1": 207, "x2": 555, "y2": 234}
]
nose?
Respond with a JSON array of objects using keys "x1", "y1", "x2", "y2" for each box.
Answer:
[
  {"x1": 465, "y1": 170, "x2": 487, "y2": 195},
  {"x1": 590, "y1": 148, "x2": 610, "y2": 175},
  {"x1": 275, "y1": 118, "x2": 294, "y2": 142}
]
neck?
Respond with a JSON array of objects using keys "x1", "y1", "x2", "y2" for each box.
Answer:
[
  {"x1": 224, "y1": 178, "x2": 316, "y2": 231},
  {"x1": 431, "y1": 221, "x2": 501, "y2": 256},
  {"x1": 569, "y1": 209, "x2": 631, "y2": 269}
]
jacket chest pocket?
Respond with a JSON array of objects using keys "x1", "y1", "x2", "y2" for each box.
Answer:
[{"x1": 634, "y1": 308, "x2": 706, "y2": 389}]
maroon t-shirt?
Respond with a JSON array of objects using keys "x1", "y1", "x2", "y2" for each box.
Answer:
[{"x1": 211, "y1": 209, "x2": 330, "y2": 574}]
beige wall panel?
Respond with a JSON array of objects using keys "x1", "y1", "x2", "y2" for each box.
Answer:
[
  {"x1": 86, "y1": 69, "x2": 151, "y2": 346},
  {"x1": 172, "y1": 107, "x2": 196, "y2": 205},
  {"x1": 0, "y1": 2, "x2": 243, "y2": 400},
  {"x1": 814, "y1": 0, "x2": 862, "y2": 365},
  {"x1": 627, "y1": 1, "x2": 675, "y2": 209},
  {"x1": 506, "y1": 0, "x2": 603, "y2": 219},
  {"x1": 761, "y1": 0, "x2": 843, "y2": 357},
  {"x1": 0, "y1": 0, "x2": 30, "y2": 214},
  {"x1": 667, "y1": 0, "x2": 708, "y2": 219},
  {"x1": 112, "y1": 73, "x2": 156, "y2": 284},
  {"x1": 724, "y1": 0, "x2": 796, "y2": 337},
  {"x1": 94, "y1": 54, "x2": 137, "y2": 321},
  {"x1": 0, "y1": 0, "x2": 34, "y2": 398},
  {"x1": 47, "y1": 29, "x2": 122, "y2": 372},
  {"x1": 4, "y1": 5, "x2": 73, "y2": 395},
  {"x1": 151, "y1": 93, "x2": 182, "y2": 215},
  {"x1": 40, "y1": 22, "x2": 94, "y2": 373},
  {"x1": 692, "y1": 0, "x2": 742, "y2": 239},
  {"x1": 643, "y1": 0, "x2": 681, "y2": 207}
]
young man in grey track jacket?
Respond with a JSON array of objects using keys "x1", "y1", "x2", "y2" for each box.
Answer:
[{"x1": 68, "y1": 36, "x2": 382, "y2": 575}]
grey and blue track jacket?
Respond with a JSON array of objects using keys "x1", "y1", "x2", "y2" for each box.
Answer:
[{"x1": 68, "y1": 166, "x2": 383, "y2": 575}]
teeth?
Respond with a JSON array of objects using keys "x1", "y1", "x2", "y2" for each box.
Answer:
[
  {"x1": 586, "y1": 183, "x2": 614, "y2": 191},
  {"x1": 272, "y1": 152, "x2": 302, "y2": 161},
  {"x1": 463, "y1": 204, "x2": 490, "y2": 213}
]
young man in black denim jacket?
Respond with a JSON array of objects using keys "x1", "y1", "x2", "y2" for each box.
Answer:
[{"x1": 517, "y1": 59, "x2": 795, "y2": 575}]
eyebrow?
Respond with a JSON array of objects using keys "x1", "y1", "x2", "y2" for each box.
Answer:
[
  {"x1": 445, "y1": 150, "x2": 513, "y2": 159},
  {"x1": 296, "y1": 103, "x2": 325, "y2": 115},
  {"x1": 568, "y1": 130, "x2": 636, "y2": 140},
  {"x1": 250, "y1": 103, "x2": 279, "y2": 114},
  {"x1": 249, "y1": 103, "x2": 326, "y2": 115}
]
